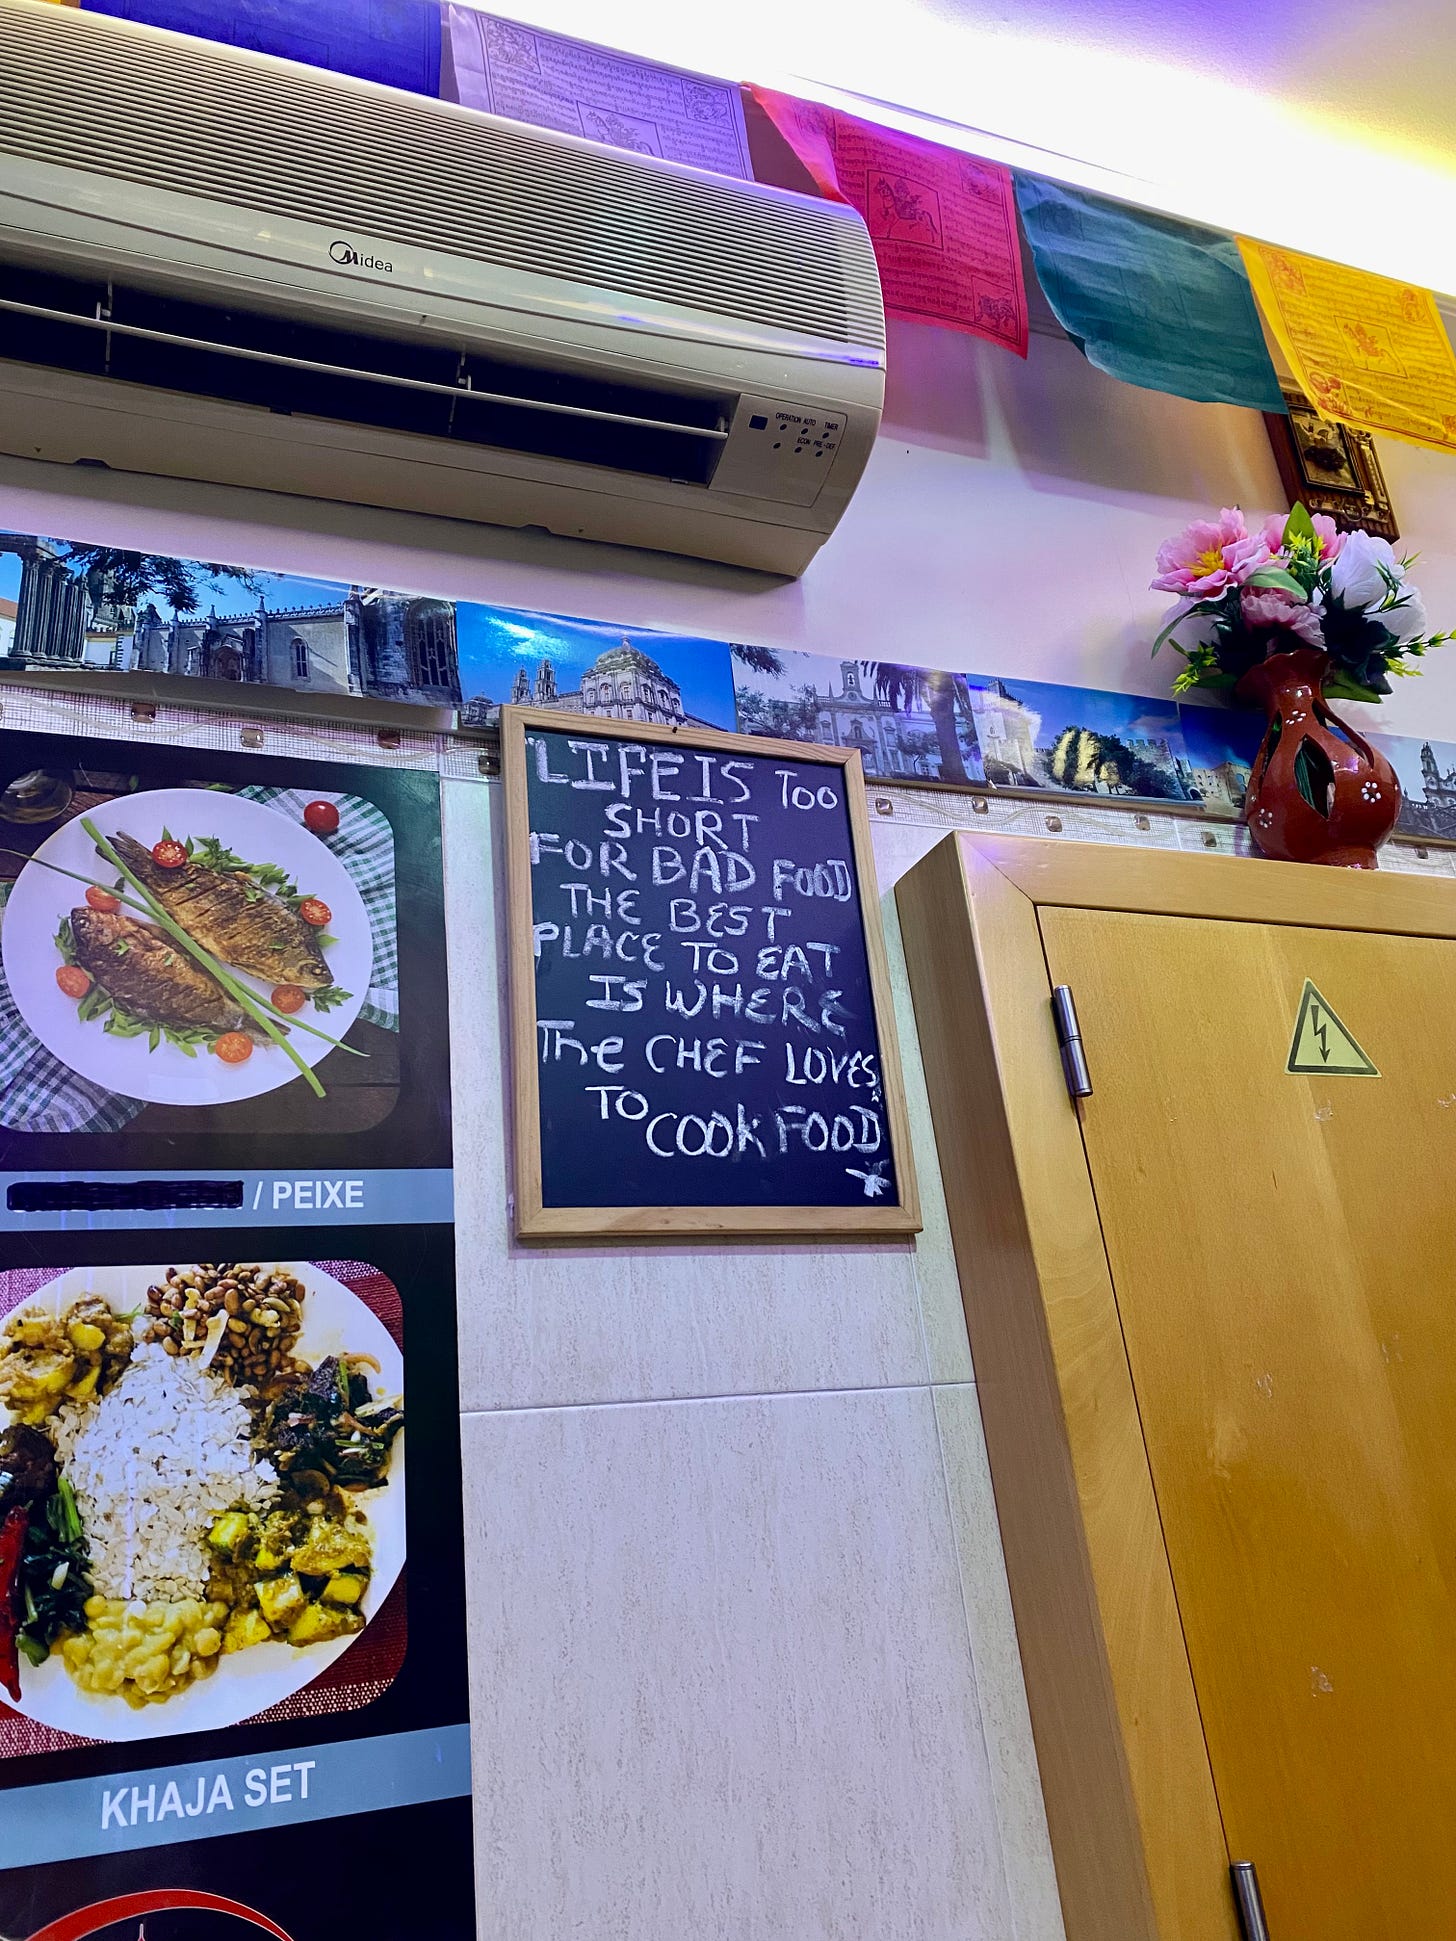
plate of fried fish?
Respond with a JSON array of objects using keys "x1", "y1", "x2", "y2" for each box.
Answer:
[{"x1": 3, "y1": 789, "x2": 370, "y2": 1104}]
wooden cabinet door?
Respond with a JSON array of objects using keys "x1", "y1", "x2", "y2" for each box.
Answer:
[{"x1": 1042, "y1": 905, "x2": 1456, "y2": 1940}]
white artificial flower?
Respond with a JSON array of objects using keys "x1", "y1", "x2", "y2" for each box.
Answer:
[
  {"x1": 1328, "y1": 530, "x2": 1402, "y2": 610},
  {"x1": 1387, "y1": 586, "x2": 1428, "y2": 643}
]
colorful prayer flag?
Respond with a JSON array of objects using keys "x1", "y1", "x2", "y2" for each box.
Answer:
[
  {"x1": 1016, "y1": 176, "x2": 1284, "y2": 411},
  {"x1": 1238, "y1": 240, "x2": 1456, "y2": 454},
  {"x1": 83, "y1": 0, "x2": 441, "y2": 95},
  {"x1": 752, "y1": 90, "x2": 1028, "y2": 354},
  {"x1": 442, "y1": 10, "x2": 752, "y2": 178}
]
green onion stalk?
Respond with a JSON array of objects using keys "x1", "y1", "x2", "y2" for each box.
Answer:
[{"x1": 3, "y1": 844, "x2": 365, "y2": 1060}]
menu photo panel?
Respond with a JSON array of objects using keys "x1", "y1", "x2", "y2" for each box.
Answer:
[
  {"x1": 0, "y1": 728, "x2": 451, "y2": 1232},
  {"x1": 0, "y1": 716, "x2": 474, "y2": 1940},
  {"x1": 0, "y1": 1228, "x2": 473, "y2": 1930}
]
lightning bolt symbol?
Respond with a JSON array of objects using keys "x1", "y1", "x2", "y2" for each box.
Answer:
[{"x1": 1313, "y1": 1007, "x2": 1331, "y2": 1063}]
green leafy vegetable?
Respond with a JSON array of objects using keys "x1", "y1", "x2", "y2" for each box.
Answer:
[
  {"x1": 185, "y1": 834, "x2": 300, "y2": 900},
  {"x1": 312, "y1": 985, "x2": 351, "y2": 1013},
  {"x1": 18, "y1": 1480, "x2": 92, "y2": 1668},
  {"x1": 77, "y1": 984, "x2": 110, "y2": 1024}
]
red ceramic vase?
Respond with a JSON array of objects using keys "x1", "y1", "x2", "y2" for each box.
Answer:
[{"x1": 1236, "y1": 647, "x2": 1400, "y2": 868}]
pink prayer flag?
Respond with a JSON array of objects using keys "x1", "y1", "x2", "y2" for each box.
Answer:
[{"x1": 752, "y1": 89, "x2": 1028, "y2": 355}]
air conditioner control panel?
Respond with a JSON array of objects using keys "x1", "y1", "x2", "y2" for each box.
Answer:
[{"x1": 709, "y1": 395, "x2": 851, "y2": 506}]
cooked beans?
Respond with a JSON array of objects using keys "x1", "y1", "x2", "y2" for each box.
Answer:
[{"x1": 145, "y1": 1265, "x2": 306, "y2": 1396}]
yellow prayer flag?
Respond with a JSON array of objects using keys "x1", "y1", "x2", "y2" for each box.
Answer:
[{"x1": 1239, "y1": 238, "x2": 1456, "y2": 454}]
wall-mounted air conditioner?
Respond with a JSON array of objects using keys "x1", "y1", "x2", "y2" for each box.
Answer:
[{"x1": 0, "y1": 0, "x2": 886, "y2": 577}]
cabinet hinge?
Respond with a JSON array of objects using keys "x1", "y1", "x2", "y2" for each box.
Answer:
[
  {"x1": 1231, "y1": 1861, "x2": 1271, "y2": 1940},
  {"x1": 1051, "y1": 985, "x2": 1092, "y2": 1102}
]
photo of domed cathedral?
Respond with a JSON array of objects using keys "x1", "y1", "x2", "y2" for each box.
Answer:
[
  {"x1": 455, "y1": 600, "x2": 741, "y2": 731},
  {"x1": 476, "y1": 638, "x2": 702, "y2": 729}
]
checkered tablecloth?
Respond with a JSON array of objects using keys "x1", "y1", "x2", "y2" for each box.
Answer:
[{"x1": 0, "y1": 787, "x2": 398, "y2": 1134}]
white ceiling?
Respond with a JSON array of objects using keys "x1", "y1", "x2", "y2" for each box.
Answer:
[
  {"x1": 928, "y1": 0, "x2": 1455, "y2": 161},
  {"x1": 470, "y1": 0, "x2": 1456, "y2": 293}
]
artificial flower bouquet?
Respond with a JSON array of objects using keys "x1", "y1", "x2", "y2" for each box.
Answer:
[{"x1": 1151, "y1": 503, "x2": 1452, "y2": 702}]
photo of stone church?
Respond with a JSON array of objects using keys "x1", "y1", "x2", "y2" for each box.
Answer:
[
  {"x1": 729, "y1": 649, "x2": 981, "y2": 783},
  {"x1": 966, "y1": 672, "x2": 1195, "y2": 800},
  {"x1": 1370, "y1": 731, "x2": 1456, "y2": 841},
  {"x1": 0, "y1": 532, "x2": 463, "y2": 707}
]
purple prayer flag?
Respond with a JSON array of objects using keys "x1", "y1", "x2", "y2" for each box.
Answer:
[{"x1": 84, "y1": 0, "x2": 441, "y2": 95}]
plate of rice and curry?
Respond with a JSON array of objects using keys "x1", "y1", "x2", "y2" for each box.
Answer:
[
  {"x1": 2, "y1": 788, "x2": 371, "y2": 1104},
  {"x1": 0, "y1": 1262, "x2": 405, "y2": 1742}
]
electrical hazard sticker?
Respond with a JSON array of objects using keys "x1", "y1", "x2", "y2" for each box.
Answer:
[{"x1": 1286, "y1": 979, "x2": 1380, "y2": 1077}]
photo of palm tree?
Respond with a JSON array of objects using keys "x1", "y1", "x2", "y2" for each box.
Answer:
[
  {"x1": 731, "y1": 649, "x2": 983, "y2": 783},
  {"x1": 966, "y1": 674, "x2": 1195, "y2": 800}
]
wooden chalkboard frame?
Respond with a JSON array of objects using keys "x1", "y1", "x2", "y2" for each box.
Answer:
[{"x1": 502, "y1": 706, "x2": 921, "y2": 1240}]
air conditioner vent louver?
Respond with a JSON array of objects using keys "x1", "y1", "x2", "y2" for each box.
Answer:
[
  {"x1": 1, "y1": 5, "x2": 884, "y2": 350},
  {"x1": 0, "y1": 256, "x2": 734, "y2": 484}
]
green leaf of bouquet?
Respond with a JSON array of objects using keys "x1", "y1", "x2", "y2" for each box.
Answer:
[
  {"x1": 1285, "y1": 502, "x2": 1318, "y2": 548},
  {"x1": 1153, "y1": 609, "x2": 1200, "y2": 654},
  {"x1": 1246, "y1": 567, "x2": 1307, "y2": 596}
]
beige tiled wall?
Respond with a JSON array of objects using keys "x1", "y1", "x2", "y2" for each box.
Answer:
[{"x1": 444, "y1": 778, "x2": 1066, "y2": 1941}]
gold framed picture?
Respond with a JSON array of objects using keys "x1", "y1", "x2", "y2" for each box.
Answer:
[{"x1": 1264, "y1": 385, "x2": 1398, "y2": 541}]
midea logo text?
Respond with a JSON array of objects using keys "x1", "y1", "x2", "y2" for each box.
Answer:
[{"x1": 329, "y1": 239, "x2": 394, "y2": 273}]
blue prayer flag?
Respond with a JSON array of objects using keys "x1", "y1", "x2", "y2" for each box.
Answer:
[
  {"x1": 85, "y1": 0, "x2": 441, "y2": 96},
  {"x1": 1015, "y1": 175, "x2": 1285, "y2": 413}
]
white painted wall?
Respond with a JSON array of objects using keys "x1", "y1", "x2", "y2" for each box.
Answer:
[{"x1": 7, "y1": 316, "x2": 1456, "y2": 1938}]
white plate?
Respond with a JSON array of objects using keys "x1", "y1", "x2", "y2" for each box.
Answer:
[
  {"x1": 4, "y1": 1262, "x2": 405, "y2": 1744},
  {"x1": 2, "y1": 788, "x2": 370, "y2": 1106}
]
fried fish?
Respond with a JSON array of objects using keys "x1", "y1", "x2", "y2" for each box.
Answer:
[
  {"x1": 70, "y1": 907, "x2": 249, "y2": 1031},
  {"x1": 111, "y1": 833, "x2": 332, "y2": 990}
]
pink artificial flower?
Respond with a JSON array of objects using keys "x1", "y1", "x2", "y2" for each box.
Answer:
[
  {"x1": 1260, "y1": 510, "x2": 1345, "y2": 562},
  {"x1": 1151, "y1": 508, "x2": 1271, "y2": 597},
  {"x1": 1240, "y1": 587, "x2": 1325, "y2": 646},
  {"x1": 1260, "y1": 513, "x2": 1290, "y2": 557},
  {"x1": 1311, "y1": 513, "x2": 1346, "y2": 562}
]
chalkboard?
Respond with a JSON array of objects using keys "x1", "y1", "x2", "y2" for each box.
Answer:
[{"x1": 502, "y1": 708, "x2": 920, "y2": 1239}]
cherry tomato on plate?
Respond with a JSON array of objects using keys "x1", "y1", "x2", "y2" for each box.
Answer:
[
  {"x1": 271, "y1": 984, "x2": 306, "y2": 1014},
  {"x1": 56, "y1": 964, "x2": 92, "y2": 1000},
  {"x1": 151, "y1": 839, "x2": 188, "y2": 870},
  {"x1": 298, "y1": 897, "x2": 331, "y2": 927},
  {"x1": 84, "y1": 885, "x2": 120, "y2": 913},
  {"x1": 303, "y1": 800, "x2": 340, "y2": 836},
  {"x1": 212, "y1": 1032, "x2": 254, "y2": 1064}
]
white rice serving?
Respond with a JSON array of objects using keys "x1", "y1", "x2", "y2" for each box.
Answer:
[{"x1": 53, "y1": 1342, "x2": 276, "y2": 1602}]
